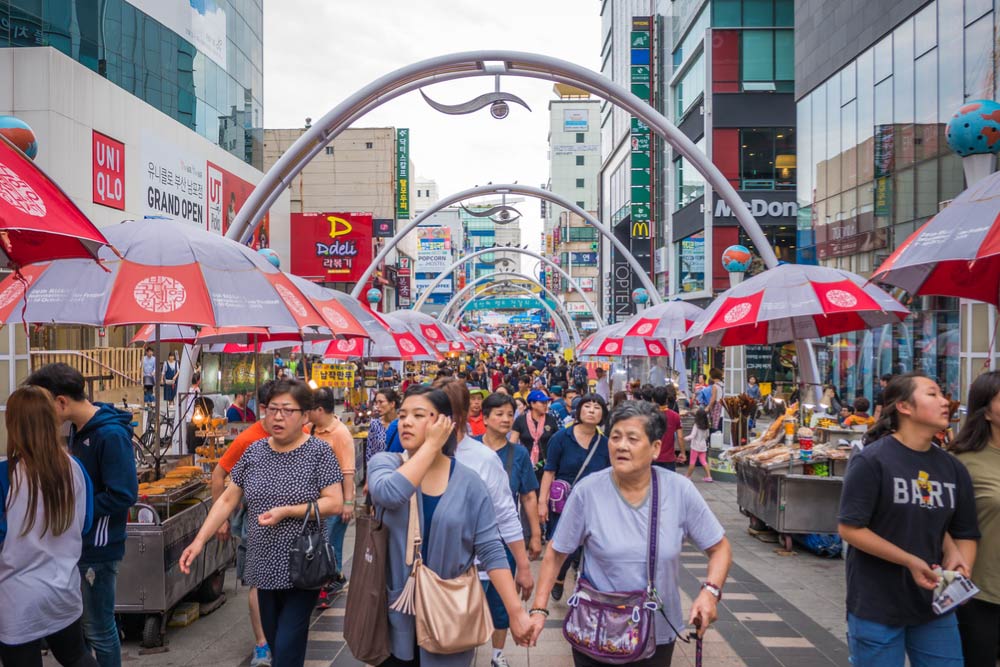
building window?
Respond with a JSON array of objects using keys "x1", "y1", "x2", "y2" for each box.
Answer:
[
  {"x1": 576, "y1": 178, "x2": 585, "y2": 188},
  {"x1": 576, "y1": 155, "x2": 585, "y2": 166},
  {"x1": 575, "y1": 133, "x2": 585, "y2": 143},
  {"x1": 712, "y1": 0, "x2": 794, "y2": 27},
  {"x1": 738, "y1": 127, "x2": 796, "y2": 189},
  {"x1": 568, "y1": 226, "x2": 599, "y2": 242},
  {"x1": 325, "y1": 146, "x2": 334, "y2": 155},
  {"x1": 365, "y1": 142, "x2": 373, "y2": 149},
  {"x1": 576, "y1": 201, "x2": 586, "y2": 208},
  {"x1": 741, "y1": 29, "x2": 794, "y2": 91},
  {"x1": 674, "y1": 51, "x2": 706, "y2": 118}
]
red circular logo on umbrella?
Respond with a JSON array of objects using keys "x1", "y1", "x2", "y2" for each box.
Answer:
[
  {"x1": 133, "y1": 276, "x2": 188, "y2": 314},
  {"x1": 825, "y1": 289, "x2": 858, "y2": 308},
  {"x1": 636, "y1": 322, "x2": 653, "y2": 335},
  {"x1": 422, "y1": 326, "x2": 440, "y2": 340},
  {"x1": 322, "y1": 306, "x2": 349, "y2": 329},
  {"x1": 604, "y1": 341, "x2": 620, "y2": 353},
  {"x1": 399, "y1": 337, "x2": 417, "y2": 353},
  {"x1": 648, "y1": 342, "x2": 663, "y2": 354},
  {"x1": 723, "y1": 302, "x2": 753, "y2": 324},
  {"x1": 275, "y1": 284, "x2": 308, "y2": 318},
  {"x1": 0, "y1": 273, "x2": 31, "y2": 309},
  {"x1": 336, "y1": 339, "x2": 355, "y2": 352},
  {"x1": 0, "y1": 163, "x2": 46, "y2": 217}
]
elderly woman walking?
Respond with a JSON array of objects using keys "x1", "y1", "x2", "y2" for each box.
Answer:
[{"x1": 527, "y1": 401, "x2": 732, "y2": 666}]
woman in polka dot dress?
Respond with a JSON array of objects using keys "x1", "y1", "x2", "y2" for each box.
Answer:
[{"x1": 181, "y1": 379, "x2": 344, "y2": 667}]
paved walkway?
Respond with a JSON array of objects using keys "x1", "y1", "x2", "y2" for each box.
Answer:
[{"x1": 92, "y1": 479, "x2": 850, "y2": 666}]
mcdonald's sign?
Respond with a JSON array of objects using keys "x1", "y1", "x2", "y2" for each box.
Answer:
[{"x1": 630, "y1": 220, "x2": 650, "y2": 239}]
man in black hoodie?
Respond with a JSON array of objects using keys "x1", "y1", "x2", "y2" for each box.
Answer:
[{"x1": 26, "y1": 363, "x2": 137, "y2": 667}]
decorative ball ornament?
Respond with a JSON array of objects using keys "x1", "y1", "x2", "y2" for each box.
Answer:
[
  {"x1": 257, "y1": 247, "x2": 280, "y2": 268},
  {"x1": 0, "y1": 116, "x2": 38, "y2": 159},
  {"x1": 366, "y1": 287, "x2": 382, "y2": 305},
  {"x1": 721, "y1": 244, "x2": 753, "y2": 273},
  {"x1": 946, "y1": 100, "x2": 1000, "y2": 157},
  {"x1": 631, "y1": 287, "x2": 649, "y2": 305}
]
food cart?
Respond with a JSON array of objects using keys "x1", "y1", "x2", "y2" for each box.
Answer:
[{"x1": 727, "y1": 417, "x2": 857, "y2": 552}]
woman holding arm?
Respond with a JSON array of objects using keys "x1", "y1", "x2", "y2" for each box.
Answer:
[
  {"x1": 838, "y1": 373, "x2": 979, "y2": 667},
  {"x1": 180, "y1": 379, "x2": 344, "y2": 667},
  {"x1": 527, "y1": 401, "x2": 732, "y2": 665},
  {"x1": 537, "y1": 394, "x2": 610, "y2": 601},
  {"x1": 368, "y1": 385, "x2": 532, "y2": 667}
]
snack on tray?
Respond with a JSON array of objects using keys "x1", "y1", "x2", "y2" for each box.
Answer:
[{"x1": 141, "y1": 486, "x2": 166, "y2": 496}]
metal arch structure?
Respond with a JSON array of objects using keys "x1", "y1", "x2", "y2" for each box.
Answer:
[
  {"x1": 223, "y1": 50, "x2": 817, "y2": 402},
  {"x1": 454, "y1": 284, "x2": 575, "y2": 349},
  {"x1": 349, "y1": 184, "x2": 660, "y2": 305},
  {"x1": 441, "y1": 272, "x2": 582, "y2": 345},
  {"x1": 411, "y1": 246, "x2": 606, "y2": 326}
]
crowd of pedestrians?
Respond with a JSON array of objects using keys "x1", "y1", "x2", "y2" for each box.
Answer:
[{"x1": 3, "y1": 346, "x2": 1000, "y2": 667}]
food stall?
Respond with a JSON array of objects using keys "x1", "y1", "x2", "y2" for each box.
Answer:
[
  {"x1": 726, "y1": 408, "x2": 857, "y2": 552},
  {"x1": 117, "y1": 426, "x2": 235, "y2": 649}
]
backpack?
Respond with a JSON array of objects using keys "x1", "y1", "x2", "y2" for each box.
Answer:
[{"x1": 572, "y1": 366, "x2": 588, "y2": 385}]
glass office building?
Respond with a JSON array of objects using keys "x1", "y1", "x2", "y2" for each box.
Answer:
[
  {"x1": 0, "y1": 0, "x2": 263, "y2": 168},
  {"x1": 795, "y1": 0, "x2": 995, "y2": 401}
]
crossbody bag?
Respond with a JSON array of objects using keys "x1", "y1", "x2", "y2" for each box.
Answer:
[{"x1": 548, "y1": 430, "x2": 600, "y2": 514}]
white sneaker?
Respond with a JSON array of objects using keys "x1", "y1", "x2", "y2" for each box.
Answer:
[{"x1": 491, "y1": 653, "x2": 510, "y2": 667}]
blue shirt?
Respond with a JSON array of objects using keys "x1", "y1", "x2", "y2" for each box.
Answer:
[
  {"x1": 550, "y1": 398, "x2": 568, "y2": 422},
  {"x1": 476, "y1": 437, "x2": 540, "y2": 503},
  {"x1": 385, "y1": 419, "x2": 402, "y2": 453},
  {"x1": 420, "y1": 459, "x2": 455, "y2": 559},
  {"x1": 543, "y1": 427, "x2": 610, "y2": 485}
]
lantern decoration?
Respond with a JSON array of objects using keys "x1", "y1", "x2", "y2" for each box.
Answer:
[
  {"x1": 258, "y1": 247, "x2": 280, "y2": 268},
  {"x1": 631, "y1": 287, "x2": 649, "y2": 305},
  {"x1": 0, "y1": 116, "x2": 38, "y2": 159},
  {"x1": 721, "y1": 245, "x2": 753, "y2": 274}
]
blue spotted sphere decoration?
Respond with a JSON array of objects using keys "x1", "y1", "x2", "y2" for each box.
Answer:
[
  {"x1": 946, "y1": 100, "x2": 1000, "y2": 157},
  {"x1": 631, "y1": 288, "x2": 649, "y2": 305},
  {"x1": 722, "y1": 244, "x2": 753, "y2": 273},
  {"x1": 257, "y1": 247, "x2": 280, "y2": 269},
  {"x1": 366, "y1": 287, "x2": 382, "y2": 305},
  {"x1": 0, "y1": 116, "x2": 38, "y2": 159}
]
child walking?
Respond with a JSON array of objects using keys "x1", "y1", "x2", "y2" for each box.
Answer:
[{"x1": 685, "y1": 408, "x2": 713, "y2": 482}]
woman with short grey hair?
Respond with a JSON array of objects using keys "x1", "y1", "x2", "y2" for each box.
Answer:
[{"x1": 527, "y1": 401, "x2": 732, "y2": 666}]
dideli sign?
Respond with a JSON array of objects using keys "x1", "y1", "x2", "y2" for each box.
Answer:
[{"x1": 290, "y1": 212, "x2": 373, "y2": 283}]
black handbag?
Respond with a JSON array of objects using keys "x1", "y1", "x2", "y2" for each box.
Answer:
[{"x1": 288, "y1": 501, "x2": 338, "y2": 590}]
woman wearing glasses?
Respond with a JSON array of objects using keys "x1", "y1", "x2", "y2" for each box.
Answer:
[{"x1": 180, "y1": 379, "x2": 344, "y2": 667}]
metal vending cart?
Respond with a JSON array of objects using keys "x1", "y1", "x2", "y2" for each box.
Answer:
[{"x1": 115, "y1": 480, "x2": 234, "y2": 648}]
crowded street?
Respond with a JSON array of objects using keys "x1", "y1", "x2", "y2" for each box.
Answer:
[{"x1": 3, "y1": 1, "x2": 1000, "y2": 666}]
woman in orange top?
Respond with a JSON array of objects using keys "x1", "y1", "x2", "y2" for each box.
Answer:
[{"x1": 307, "y1": 387, "x2": 356, "y2": 606}]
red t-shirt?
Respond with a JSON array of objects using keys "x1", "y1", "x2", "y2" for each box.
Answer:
[
  {"x1": 491, "y1": 371, "x2": 504, "y2": 391},
  {"x1": 655, "y1": 409, "x2": 683, "y2": 463}
]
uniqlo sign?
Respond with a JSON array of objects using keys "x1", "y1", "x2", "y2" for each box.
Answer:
[{"x1": 92, "y1": 131, "x2": 125, "y2": 210}]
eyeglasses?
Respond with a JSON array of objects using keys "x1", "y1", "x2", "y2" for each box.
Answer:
[{"x1": 264, "y1": 406, "x2": 303, "y2": 418}]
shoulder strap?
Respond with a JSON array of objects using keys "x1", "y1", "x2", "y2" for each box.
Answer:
[
  {"x1": 571, "y1": 431, "x2": 602, "y2": 486},
  {"x1": 400, "y1": 452, "x2": 422, "y2": 566},
  {"x1": 647, "y1": 470, "x2": 660, "y2": 590},
  {"x1": 504, "y1": 443, "x2": 515, "y2": 476},
  {"x1": 0, "y1": 459, "x2": 9, "y2": 545}
]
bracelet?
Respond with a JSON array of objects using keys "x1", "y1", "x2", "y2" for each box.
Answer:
[
  {"x1": 344, "y1": 500, "x2": 355, "y2": 506},
  {"x1": 529, "y1": 607, "x2": 550, "y2": 617}
]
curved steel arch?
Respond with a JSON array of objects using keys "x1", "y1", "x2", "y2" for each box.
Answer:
[
  {"x1": 412, "y1": 246, "x2": 605, "y2": 326},
  {"x1": 455, "y1": 285, "x2": 575, "y2": 349},
  {"x1": 441, "y1": 271, "x2": 581, "y2": 345},
  {"x1": 228, "y1": 51, "x2": 776, "y2": 271},
  {"x1": 349, "y1": 184, "x2": 659, "y2": 304}
]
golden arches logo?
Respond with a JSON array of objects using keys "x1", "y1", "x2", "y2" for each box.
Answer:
[{"x1": 327, "y1": 215, "x2": 353, "y2": 239}]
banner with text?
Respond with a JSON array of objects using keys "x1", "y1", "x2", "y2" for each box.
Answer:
[
  {"x1": 415, "y1": 226, "x2": 452, "y2": 272},
  {"x1": 397, "y1": 128, "x2": 410, "y2": 219},
  {"x1": 290, "y1": 212, "x2": 373, "y2": 283},
  {"x1": 142, "y1": 133, "x2": 205, "y2": 227},
  {"x1": 206, "y1": 161, "x2": 269, "y2": 248}
]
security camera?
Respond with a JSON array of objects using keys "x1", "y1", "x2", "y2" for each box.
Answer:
[{"x1": 490, "y1": 100, "x2": 510, "y2": 120}]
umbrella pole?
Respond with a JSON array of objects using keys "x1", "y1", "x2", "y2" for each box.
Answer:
[{"x1": 154, "y1": 324, "x2": 162, "y2": 480}]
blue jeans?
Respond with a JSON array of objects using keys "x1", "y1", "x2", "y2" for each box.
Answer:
[
  {"x1": 257, "y1": 588, "x2": 320, "y2": 666},
  {"x1": 79, "y1": 560, "x2": 121, "y2": 667},
  {"x1": 847, "y1": 612, "x2": 964, "y2": 667},
  {"x1": 325, "y1": 515, "x2": 349, "y2": 572}
]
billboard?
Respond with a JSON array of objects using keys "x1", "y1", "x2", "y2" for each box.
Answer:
[
  {"x1": 92, "y1": 131, "x2": 125, "y2": 210},
  {"x1": 290, "y1": 212, "x2": 373, "y2": 283},
  {"x1": 142, "y1": 133, "x2": 205, "y2": 227},
  {"x1": 124, "y1": 0, "x2": 227, "y2": 68},
  {"x1": 416, "y1": 226, "x2": 452, "y2": 272},
  {"x1": 415, "y1": 277, "x2": 453, "y2": 295},
  {"x1": 563, "y1": 109, "x2": 589, "y2": 132},
  {"x1": 397, "y1": 128, "x2": 410, "y2": 219},
  {"x1": 207, "y1": 161, "x2": 270, "y2": 248}
]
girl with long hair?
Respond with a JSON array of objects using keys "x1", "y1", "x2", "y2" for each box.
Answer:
[
  {"x1": 839, "y1": 373, "x2": 979, "y2": 666},
  {"x1": 949, "y1": 371, "x2": 1000, "y2": 666},
  {"x1": 0, "y1": 386, "x2": 97, "y2": 667}
]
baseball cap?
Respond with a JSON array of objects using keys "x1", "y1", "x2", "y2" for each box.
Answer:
[
  {"x1": 467, "y1": 385, "x2": 489, "y2": 397},
  {"x1": 550, "y1": 385, "x2": 564, "y2": 396},
  {"x1": 527, "y1": 389, "x2": 550, "y2": 403}
]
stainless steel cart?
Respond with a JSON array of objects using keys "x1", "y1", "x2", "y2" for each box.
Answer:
[
  {"x1": 115, "y1": 488, "x2": 235, "y2": 648},
  {"x1": 736, "y1": 459, "x2": 847, "y2": 552}
]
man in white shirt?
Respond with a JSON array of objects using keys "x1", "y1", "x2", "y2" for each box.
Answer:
[
  {"x1": 434, "y1": 379, "x2": 535, "y2": 600},
  {"x1": 595, "y1": 367, "x2": 610, "y2": 401}
]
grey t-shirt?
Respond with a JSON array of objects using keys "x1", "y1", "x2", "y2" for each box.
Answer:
[{"x1": 552, "y1": 467, "x2": 725, "y2": 644}]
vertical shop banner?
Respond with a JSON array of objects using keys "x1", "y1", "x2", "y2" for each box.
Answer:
[
  {"x1": 396, "y1": 267, "x2": 412, "y2": 307},
  {"x1": 141, "y1": 133, "x2": 205, "y2": 227},
  {"x1": 290, "y1": 212, "x2": 373, "y2": 282},
  {"x1": 415, "y1": 226, "x2": 452, "y2": 272},
  {"x1": 123, "y1": 0, "x2": 227, "y2": 68},
  {"x1": 206, "y1": 161, "x2": 270, "y2": 248},
  {"x1": 397, "y1": 128, "x2": 410, "y2": 219},
  {"x1": 92, "y1": 131, "x2": 125, "y2": 210}
]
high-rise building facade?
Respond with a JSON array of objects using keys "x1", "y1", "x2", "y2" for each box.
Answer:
[
  {"x1": 794, "y1": 0, "x2": 995, "y2": 402},
  {"x1": 545, "y1": 85, "x2": 602, "y2": 332}
]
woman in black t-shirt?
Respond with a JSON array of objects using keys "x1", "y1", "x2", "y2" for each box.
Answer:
[{"x1": 838, "y1": 373, "x2": 979, "y2": 667}]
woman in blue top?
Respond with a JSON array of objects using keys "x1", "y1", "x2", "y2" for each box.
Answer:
[
  {"x1": 369, "y1": 386, "x2": 533, "y2": 667},
  {"x1": 366, "y1": 388, "x2": 400, "y2": 463},
  {"x1": 537, "y1": 393, "x2": 610, "y2": 602}
]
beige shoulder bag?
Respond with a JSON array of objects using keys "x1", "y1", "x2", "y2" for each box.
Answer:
[{"x1": 388, "y1": 486, "x2": 493, "y2": 654}]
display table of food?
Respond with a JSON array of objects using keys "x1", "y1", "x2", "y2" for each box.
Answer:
[{"x1": 117, "y1": 460, "x2": 235, "y2": 650}]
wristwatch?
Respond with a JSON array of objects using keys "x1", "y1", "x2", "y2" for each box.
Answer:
[{"x1": 701, "y1": 582, "x2": 722, "y2": 601}]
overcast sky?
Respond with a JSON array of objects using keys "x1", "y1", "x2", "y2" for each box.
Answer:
[{"x1": 262, "y1": 1, "x2": 602, "y2": 258}]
